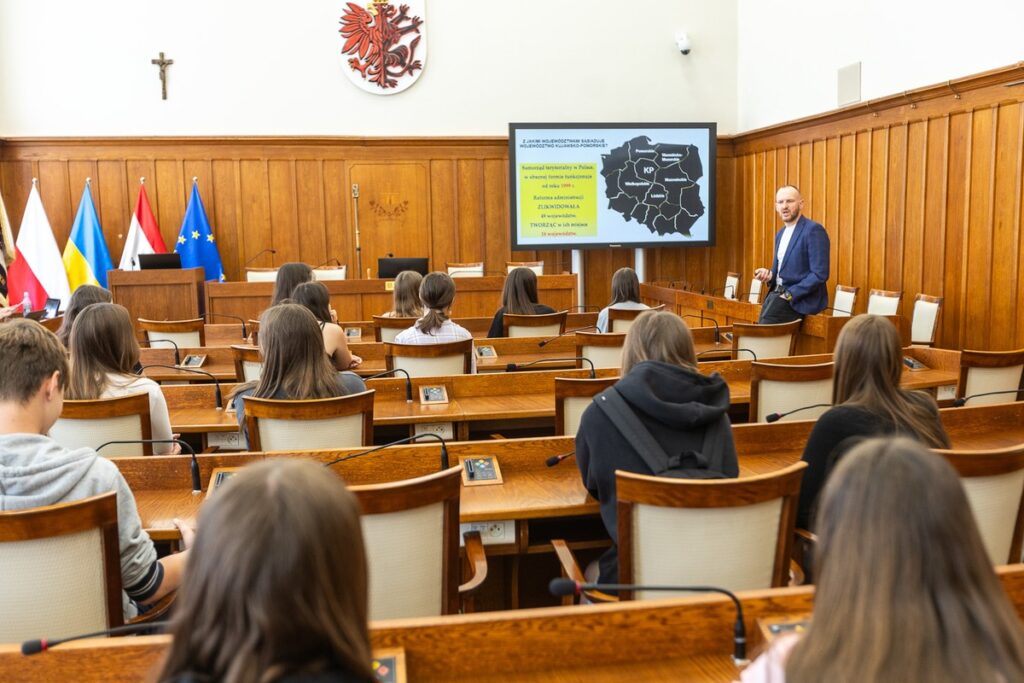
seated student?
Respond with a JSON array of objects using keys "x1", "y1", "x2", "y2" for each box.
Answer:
[
  {"x1": 393, "y1": 272, "x2": 476, "y2": 372},
  {"x1": 0, "y1": 319, "x2": 190, "y2": 620},
  {"x1": 487, "y1": 267, "x2": 556, "y2": 338},
  {"x1": 596, "y1": 267, "x2": 649, "y2": 333},
  {"x1": 232, "y1": 304, "x2": 366, "y2": 446},
  {"x1": 796, "y1": 315, "x2": 950, "y2": 529},
  {"x1": 742, "y1": 437, "x2": 1024, "y2": 682},
  {"x1": 575, "y1": 310, "x2": 738, "y2": 584},
  {"x1": 55, "y1": 284, "x2": 112, "y2": 347},
  {"x1": 66, "y1": 302, "x2": 180, "y2": 455},
  {"x1": 271, "y1": 262, "x2": 314, "y2": 306},
  {"x1": 380, "y1": 270, "x2": 424, "y2": 318},
  {"x1": 158, "y1": 458, "x2": 375, "y2": 683},
  {"x1": 290, "y1": 281, "x2": 362, "y2": 371}
]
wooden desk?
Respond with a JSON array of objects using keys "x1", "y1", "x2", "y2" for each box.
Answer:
[
  {"x1": 109, "y1": 267, "x2": 205, "y2": 328},
  {"x1": 138, "y1": 347, "x2": 237, "y2": 383}
]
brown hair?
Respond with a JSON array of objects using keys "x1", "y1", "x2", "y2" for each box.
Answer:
[
  {"x1": 158, "y1": 458, "x2": 375, "y2": 683},
  {"x1": 271, "y1": 262, "x2": 313, "y2": 306},
  {"x1": 290, "y1": 281, "x2": 332, "y2": 323},
  {"x1": 416, "y1": 272, "x2": 456, "y2": 334},
  {"x1": 0, "y1": 319, "x2": 68, "y2": 403},
  {"x1": 56, "y1": 284, "x2": 112, "y2": 348},
  {"x1": 501, "y1": 267, "x2": 540, "y2": 315},
  {"x1": 609, "y1": 267, "x2": 641, "y2": 305},
  {"x1": 787, "y1": 437, "x2": 1024, "y2": 682},
  {"x1": 832, "y1": 315, "x2": 950, "y2": 448},
  {"x1": 248, "y1": 304, "x2": 341, "y2": 400},
  {"x1": 66, "y1": 303, "x2": 140, "y2": 400},
  {"x1": 620, "y1": 310, "x2": 697, "y2": 374},
  {"x1": 391, "y1": 270, "x2": 424, "y2": 318}
]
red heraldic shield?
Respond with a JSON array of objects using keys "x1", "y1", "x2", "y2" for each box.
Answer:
[{"x1": 339, "y1": 1, "x2": 426, "y2": 95}]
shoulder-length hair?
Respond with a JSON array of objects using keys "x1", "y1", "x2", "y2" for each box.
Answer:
[
  {"x1": 620, "y1": 310, "x2": 697, "y2": 374},
  {"x1": 609, "y1": 267, "x2": 641, "y2": 305},
  {"x1": 271, "y1": 262, "x2": 313, "y2": 306},
  {"x1": 501, "y1": 267, "x2": 540, "y2": 315},
  {"x1": 56, "y1": 284, "x2": 112, "y2": 348},
  {"x1": 290, "y1": 281, "x2": 333, "y2": 324},
  {"x1": 787, "y1": 437, "x2": 1024, "y2": 682},
  {"x1": 158, "y1": 458, "x2": 375, "y2": 683},
  {"x1": 833, "y1": 315, "x2": 950, "y2": 448},
  {"x1": 392, "y1": 270, "x2": 424, "y2": 318},
  {"x1": 416, "y1": 272, "x2": 456, "y2": 334},
  {"x1": 66, "y1": 302, "x2": 139, "y2": 400},
  {"x1": 251, "y1": 304, "x2": 341, "y2": 400}
]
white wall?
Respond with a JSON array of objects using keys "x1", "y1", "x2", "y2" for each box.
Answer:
[
  {"x1": 0, "y1": 0, "x2": 738, "y2": 136},
  {"x1": 737, "y1": 0, "x2": 1024, "y2": 131}
]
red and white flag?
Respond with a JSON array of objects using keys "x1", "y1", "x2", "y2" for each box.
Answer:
[
  {"x1": 8, "y1": 182, "x2": 71, "y2": 310},
  {"x1": 119, "y1": 181, "x2": 167, "y2": 270}
]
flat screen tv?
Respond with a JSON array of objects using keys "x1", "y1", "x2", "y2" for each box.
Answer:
[{"x1": 378, "y1": 257, "x2": 429, "y2": 279}]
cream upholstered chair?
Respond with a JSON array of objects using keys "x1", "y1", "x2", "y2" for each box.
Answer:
[
  {"x1": 243, "y1": 391, "x2": 374, "y2": 451},
  {"x1": 446, "y1": 262, "x2": 484, "y2": 278},
  {"x1": 607, "y1": 304, "x2": 665, "y2": 334},
  {"x1": 372, "y1": 315, "x2": 417, "y2": 343},
  {"x1": 956, "y1": 349, "x2": 1024, "y2": 407},
  {"x1": 0, "y1": 493, "x2": 123, "y2": 643},
  {"x1": 747, "y1": 278, "x2": 763, "y2": 305},
  {"x1": 50, "y1": 393, "x2": 153, "y2": 457},
  {"x1": 504, "y1": 311, "x2": 568, "y2": 338},
  {"x1": 867, "y1": 289, "x2": 902, "y2": 315},
  {"x1": 575, "y1": 331, "x2": 626, "y2": 370},
  {"x1": 507, "y1": 261, "x2": 543, "y2": 275},
  {"x1": 935, "y1": 446, "x2": 1024, "y2": 564},
  {"x1": 911, "y1": 294, "x2": 942, "y2": 345},
  {"x1": 749, "y1": 362, "x2": 834, "y2": 423},
  {"x1": 245, "y1": 268, "x2": 279, "y2": 282},
  {"x1": 723, "y1": 272, "x2": 740, "y2": 300},
  {"x1": 731, "y1": 320, "x2": 801, "y2": 361},
  {"x1": 554, "y1": 377, "x2": 618, "y2": 436},
  {"x1": 385, "y1": 339, "x2": 474, "y2": 378},
  {"x1": 553, "y1": 463, "x2": 807, "y2": 602},
  {"x1": 138, "y1": 318, "x2": 205, "y2": 349},
  {"x1": 231, "y1": 345, "x2": 263, "y2": 382},
  {"x1": 831, "y1": 285, "x2": 858, "y2": 316},
  {"x1": 351, "y1": 467, "x2": 487, "y2": 619},
  {"x1": 313, "y1": 266, "x2": 347, "y2": 281}
]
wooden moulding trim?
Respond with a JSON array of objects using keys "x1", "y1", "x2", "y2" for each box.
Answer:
[
  {"x1": 349, "y1": 465, "x2": 462, "y2": 515},
  {"x1": 0, "y1": 135, "x2": 511, "y2": 148},
  {"x1": 615, "y1": 462, "x2": 808, "y2": 508},
  {"x1": 750, "y1": 361, "x2": 835, "y2": 382}
]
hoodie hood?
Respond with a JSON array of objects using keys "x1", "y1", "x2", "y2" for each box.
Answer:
[
  {"x1": 0, "y1": 434, "x2": 100, "y2": 510},
  {"x1": 615, "y1": 360, "x2": 730, "y2": 430}
]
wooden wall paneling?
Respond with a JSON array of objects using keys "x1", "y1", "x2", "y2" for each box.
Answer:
[
  {"x1": 0, "y1": 160, "x2": 32, "y2": 230},
  {"x1": 210, "y1": 159, "x2": 242, "y2": 281},
  {"x1": 884, "y1": 125, "x2": 907, "y2": 292},
  {"x1": 153, "y1": 159, "x2": 185, "y2": 247},
  {"x1": 990, "y1": 102, "x2": 1021, "y2": 350},
  {"x1": 36, "y1": 160, "x2": 73, "y2": 247},
  {"x1": 456, "y1": 159, "x2": 484, "y2": 264},
  {"x1": 296, "y1": 159, "x2": 329, "y2": 267},
  {"x1": 798, "y1": 142, "x2": 812, "y2": 204},
  {"x1": 944, "y1": 112, "x2": 971, "y2": 348},
  {"x1": 902, "y1": 121, "x2": 926, "y2": 305},
  {"x1": 868, "y1": 128, "x2": 888, "y2": 293},
  {"x1": 96, "y1": 160, "x2": 127, "y2": 261},
  {"x1": 239, "y1": 159, "x2": 273, "y2": 277},
  {"x1": 922, "y1": 117, "x2": 949, "y2": 312},
  {"x1": 429, "y1": 159, "x2": 456, "y2": 272},
  {"x1": 966, "y1": 107, "x2": 995, "y2": 350},
  {"x1": 853, "y1": 131, "x2": 871, "y2": 299},
  {"x1": 483, "y1": 159, "x2": 509, "y2": 275},
  {"x1": 322, "y1": 160, "x2": 352, "y2": 277},
  {"x1": 1017, "y1": 104, "x2": 1024, "y2": 348},
  {"x1": 824, "y1": 138, "x2": 840, "y2": 297},
  {"x1": 837, "y1": 135, "x2": 856, "y2": 292},
  {"x1": 267, "y1": 159, "x2": 300, "y2": 264}
]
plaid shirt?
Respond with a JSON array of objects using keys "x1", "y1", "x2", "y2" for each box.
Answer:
[{"x1": 393, "y1": 319, "x2": 476, "y2": 373}]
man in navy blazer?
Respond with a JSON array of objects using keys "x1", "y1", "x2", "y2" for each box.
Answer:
[{"x1": 754, "y1": 185, "x2": 830, "y2": 323}]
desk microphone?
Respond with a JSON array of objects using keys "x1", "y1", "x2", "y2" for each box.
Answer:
[
  {"x1": 709, "y1": 285, "x2": 737, "y2": 299},
  {"x1": 538, "y1": 326, "x2": 599, "y2": 347},
  {"x1": 765, "y1": 403, "x2": 832, "y2": 423},
  {"x1": 696, "y1": 348, "x2": 758, "y2": 361},
  {"x1": 548, "y1": 578, "x2": 748, "y2": 664},
  {"x1": 243, "y1": 248, "x2": 276, "y2": 268},
  {"x1": 363, "y1": 367, "x2": 414, "y2": 402},
  {"x1": 21, "y1": 620, "x2": 171, "y2": 655},
  {"x1": 507, "y1": 357, "x2": 595, "y2": 379},
  {"x1": 682, "y1": 314, "x2": 720, "y2": 343},
  {"x1": 953, "y1": 390, "x2": 1024, "y2": 407},
  {"x1": 323, "y1": 432, "x2": 449, "y2": 470},
  {"x1": 545, "y1": 451, "x2": 575, "y2": 467},
  {"x1": 138, "y1": 338, "x2": 181, "y2": 366},
  {"x1": 314, "y1": 257, "x2": 342, "y2": 269},
  {"x1": 820, "y1": 306, "x2": 853, "y2": 315},
  {"x1": 138, "y1": 364, "x2": 223, "y2": 410},
  {"x1": 98, "y1": 439, "x2": 201, "y2": 494},
  {"x1": 205, "y1": 312, "x2": 248, "y2": 338}
]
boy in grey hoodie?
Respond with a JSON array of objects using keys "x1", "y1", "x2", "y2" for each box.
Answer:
[{"x1": 0, "y1": 318, "x2": 191, "y2": 619}]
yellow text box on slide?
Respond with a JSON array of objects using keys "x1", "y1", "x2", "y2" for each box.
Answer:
[{"x1": 519, "y1": 163, "x2": 597, "y2": 238}]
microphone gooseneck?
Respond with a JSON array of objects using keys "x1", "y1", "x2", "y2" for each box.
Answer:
[
  {"x1": 363, "y1": 368, "x2": 413, "y2": 403},
  {"x1": 538, "y1": 326, "x2": 600, "y2": 347},
  {"x1": 545, "y1": 451, "x2": 575, "y2": 467},
  {"x1": 22, "y1": 621, "x2": 171, "y2": 656},
  {"x1": 765, "y1": 403, "x2": 832, "y2": 423},
  {"x1": 682, "y1": 314, "x2": 720, "y2": 343},
  {"x1": 314, "y1": 257, "x2": 342, "y2": 269},
  {"x1": 243, "y1": 248, "x2": 277, "y2": 268},
  {"x1": 205, "y1": 312, "x2": 248, "y2": 338},
  {"x1": 139, "y1": 338, "x2": 181, "y2": 366},
  {"x1": 98, "y1": 439, "x2": 201, "y2": 493},
  {"x1": 138, "y1": 364, "x2": 223, "y2": 409},
  {"x1": 506, "y1": 357, "x2": 596, "y2": 379},
  {"x1": 696, "y1": 348, "x2": 758, "y2": 362},
  {"x1": 953, "y1": 390, "x2": 1024, "y2": 407},
  {"x1": 323, "y1": 432, "x2": 449, "y2": 471}
]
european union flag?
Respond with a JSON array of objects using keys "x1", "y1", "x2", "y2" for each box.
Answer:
[{"x1": 175, "y1": 182, "x2": 224, "y2": 282}]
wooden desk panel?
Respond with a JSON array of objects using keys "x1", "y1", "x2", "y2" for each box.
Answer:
[
  {"x1": 109, "y1": 267, "x2": 205, "y2": 329},
  {"x1": 138, "y1": 347, "x2": 236, "y2": 382}
]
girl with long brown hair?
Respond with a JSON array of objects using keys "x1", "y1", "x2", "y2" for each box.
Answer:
[
  {"x1": 392, "y1": 272, "x2": 475, "y2": 370},
  {"x1": 66, "y1": 302, "x2": 179, "y2": 454},
  {"x1": 596, "y1": 267, "x2": 648, "y2": 333},
  {"x1": 743, "y1": 437, "x2": 1024, "y2": 682},
  {"x1": 796, "y1": 314, "x2": 950, "y2": 529},
  {"x1": 271, "y1": 262, "x2": 313, "y2": 306},
  {"x1": 158, "y1": 458, "x2": 375, "y2": 683},
  {"x1": 487, "y1": 267, "x2": 556, "y2": 338},
  {"x1": 290, "y1": 281, "x2": 362, "y2": 371},
  {"x1": 381, "y1": 270, "x2": 424, "y2": 318},
  {"x1": 55, "y1": 284, "x2": 112, "y2": 347}
]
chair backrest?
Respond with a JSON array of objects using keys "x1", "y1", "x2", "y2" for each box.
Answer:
[
  {"x1": 575, "y1": 331, "x2": 626, "y2": 370},
  {"x1": 138, "y1": 318, "x2": 205, "y2": 348},
  {"x1": 245, "y1": 268, "x2": 279, "y2": 282},
  {"x1": 244, "y1": 391, "x2": 374, "y2": 451},
  {"x1": 723, "y1": 272, "x2": 740, "y2": 300},
  {"x1": 313, "y1": 266, "x2": 347, "y2": 281},
  {"x1": 935, "y1": 446, "x2": 1024, "y2": 564},
  {"x1": 49, "y1": 393, "x2": 153, "y2": 457},
  {"x1": 749, "y1": 362, "x2": 834, "y2": 423},
  {"x1": 832, "y1": 285, "x2": 858, "y2": 317},
  {"x1": 248, "y1": 319, "x2": 260, "y2": 346},
  {"x1": 911, "y1": 294, "x2": 942, "y2": 345},
  {"x1": 385, "y1": 339, "x2": 474, "y2": 378},
  {"x1": 607, "y1": 304, "x2": 664, "y2": 334},
  {"x1": 0, "y1": 493, "x2": 123, "y2": 643},
  {"x1": 351, "y1": 467, "x2": 462, "y2": 619},
  {"x1": 231, "y1": 344, "x2": 264, "y2": 382},
  {"x1": 372, "y1": 315, "x2": 418, "y2": 343},
  {"x1": 507, "y1": 261, "x2": 543, "y2": 276},
  {"x1": 446, "y1": 262, "x2": 484, "y2": 278},
  {"x1": 957, "y1": 349, "x2": 1024, "y2": 406},
  {"x1": 747, "y1": 278, "x2": 763, "y2": 305},
  {"x1": 554, "y1": 377, "x2": 618, "y2": 436},
  {"x1": 616, "y1": 463, "x2": 807, "y2": 598},
  {"x1": 503, "y1": 311, "x2": 568, "y2": 338},
  {"x1": 867, "y1": 289, "x2": 902, "y2": 316},
  {"x1": 732, "y1": 320, "x2": 801, "y2": 361}
]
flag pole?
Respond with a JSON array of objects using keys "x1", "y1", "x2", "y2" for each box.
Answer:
[{"x1": 352, "y1": 183, "x2": 363, "y2": 279}]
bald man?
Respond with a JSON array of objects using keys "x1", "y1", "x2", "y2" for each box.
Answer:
[{"x1": 753, "y1": 185, "x2": 830, "y2": 324}]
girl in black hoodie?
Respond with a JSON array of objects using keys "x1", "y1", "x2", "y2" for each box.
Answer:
[{"x1": 575, "y1": 310, "x2": 738, "y2": 584}]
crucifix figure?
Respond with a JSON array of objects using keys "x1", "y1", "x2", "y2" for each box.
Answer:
[{"x1": 150, "y1": 52, "x2": 173, "y2": 100}]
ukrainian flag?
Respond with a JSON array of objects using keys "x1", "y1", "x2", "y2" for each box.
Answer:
[{"x1": 63, "y1": 182, "x2": 114, "y2": 289}]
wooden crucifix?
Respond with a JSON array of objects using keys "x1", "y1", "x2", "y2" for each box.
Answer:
[{"x1": 150, "y1": 52, "x2": 173, "y2": 100}]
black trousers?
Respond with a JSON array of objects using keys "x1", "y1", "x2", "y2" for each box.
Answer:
[{"x1": 758, "y1": 291, "x2": 803, "y2": 324}]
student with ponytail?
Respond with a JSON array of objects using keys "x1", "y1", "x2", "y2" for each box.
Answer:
[{"x1": 394, "y1": 272, "x2": 475, "y2": 371}]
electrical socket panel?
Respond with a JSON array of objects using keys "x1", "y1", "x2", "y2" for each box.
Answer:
[
  {"x1": 206, "y1": 431, "x2": 244, "y2": 450},
  {"x1": 937, "y1": 385, "x2": 957, "y2": 401},
  {"x1": 414, "y1": 422, "x2": 454, "y2": 440},
  {"x1": 460, "y1": 520, "x2": 515, "y2": 546}
]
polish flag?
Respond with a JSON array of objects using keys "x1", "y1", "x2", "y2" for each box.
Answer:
[
  {"x1": 119, "y1": 181, "x2": 167, "y2": 270},
  {"x1": 8, "y1": 183, "x2": 71, "y2": 310}
]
